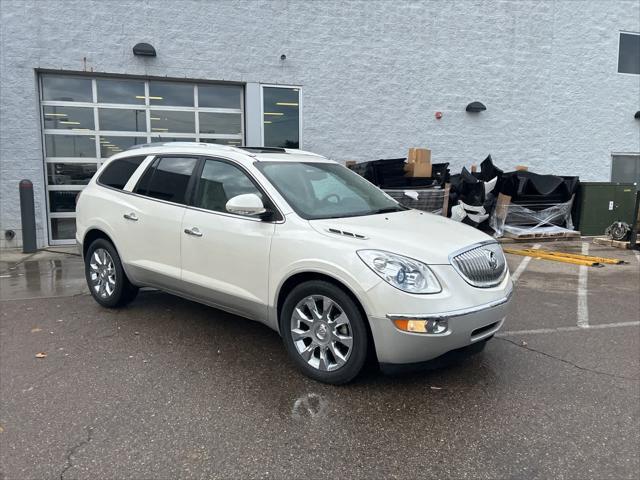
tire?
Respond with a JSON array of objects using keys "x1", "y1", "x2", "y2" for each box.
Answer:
[
  {"x1": 84, "y1": 238, "x2": 138, "y2": 308},
  {"x1": 280, "y1": 280, "x2": 368, "y2": 384}
]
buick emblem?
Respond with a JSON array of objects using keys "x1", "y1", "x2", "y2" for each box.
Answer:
[{"x1": 484, "y1": 249, "x2": 498, "y2": 270}]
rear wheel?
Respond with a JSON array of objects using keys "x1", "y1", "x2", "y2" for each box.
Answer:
[
  {"x1": 85, "y1": 238, "x2": 138, "y2": 308},
  {"x1": 280, "y1": 280, "x2": 368, "y2": 384}
]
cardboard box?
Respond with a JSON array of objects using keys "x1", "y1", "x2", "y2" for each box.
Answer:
[
  {"x1": 404, "y1": 162, "x2": 415, "y2": 176},
  {"x1": 406, "y1": 147, "x2": 432, "y2": 177}
]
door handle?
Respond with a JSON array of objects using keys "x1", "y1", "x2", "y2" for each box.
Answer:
[
  {"x1": 184, "y1": 227, "x2": 203, "y2": 237},
  {"x1": 123, "y1": 212, "x2": 139, "y2": 221}
]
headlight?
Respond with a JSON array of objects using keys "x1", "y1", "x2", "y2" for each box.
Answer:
[{"x1": 357, "y1": 250, "x2": 441, "y2": 294}]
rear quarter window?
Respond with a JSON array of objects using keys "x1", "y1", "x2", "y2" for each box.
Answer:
[
  {"x1": 98, "y1": 156, "x2": 146, "y2": 190},
  {"x1": 133, "y1": 156, "x2": 199, "y2": 204}
]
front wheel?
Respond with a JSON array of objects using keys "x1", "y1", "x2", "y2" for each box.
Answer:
[
  {"x1": 85, "y1": 238, "x2": 138, "y2": 308},
  {"x1": 280, "y1": 280, "x2": 368, "y2": 384}
]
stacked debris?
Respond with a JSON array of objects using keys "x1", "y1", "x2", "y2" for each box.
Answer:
[
  {"x1": 349, "y1": 158, "x2": 408, "y2": 188},
  {"x1": 349, "y1": 151, "x2": 449, "y2": 189},
  {"x1": 491, "y1": 170, "x2": 579, "y2": 237},
  {"x1": 348, "y1": 151, "x2": 580, "y2": 238},
  {"x1": 384, "y1": 188, "x2": 448, "y2": 215},
  {"x1": 447, "y1": 156, "x2": 500, "y2": 230},
  {"x1": 348, "y1": 149, "x2": 450, "y2": 215}
]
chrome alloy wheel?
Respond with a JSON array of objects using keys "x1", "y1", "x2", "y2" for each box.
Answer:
[
  {"x1": 89, "y1": 248, "x2": 117, "y2": 299},
  {"x1": 290, "y1": 295, "x2": 353, "y2": 371}
]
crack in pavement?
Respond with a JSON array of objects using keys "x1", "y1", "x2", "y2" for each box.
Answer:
[
  {"x1": 497, "y1": 337, "x2": 639, "y2": 382},
  {"x1": 59, "y1": 425, "x2": 94, "y2": 480},
  {"x1": 40, "y1": 248, "x2": 81, "y2": 257}
]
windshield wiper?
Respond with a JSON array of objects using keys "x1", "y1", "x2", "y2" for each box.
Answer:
[
  {"x1": 313, "y1": 206, "x2": 406, "y2": 220},
  {"x1": 367, "y1": 206, "x2": 406, "y2": 215}
]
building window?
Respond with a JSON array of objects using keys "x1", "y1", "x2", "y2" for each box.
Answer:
[
  {"x1": 618, "y1": 32, "x2": 640, "y2": 74},
  {"x1": 262, "y1": 86, "x2": 300, "y2": 149},
  {"x1": 39, "y1": 73, "x2": 244, "y2": 244}
]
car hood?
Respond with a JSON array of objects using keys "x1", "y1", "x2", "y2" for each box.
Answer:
[{"x1": 309, "y1": 209, "x2": 494, "y2": 264}]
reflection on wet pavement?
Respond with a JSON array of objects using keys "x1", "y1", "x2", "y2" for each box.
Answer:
[
  {"x1": 291, "y1": 393, "x2": 330, "y2": 420},
  {"x1": 0, "y1": 255, "x2": 86, "y2": 300}
]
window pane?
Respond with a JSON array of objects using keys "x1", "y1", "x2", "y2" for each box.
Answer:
[
  {"x1": 99, "y1": 108, "x2": 146, "y2": 131},
  {"x1": 43, "y1": 106, "x2": 95, "y2": 131},
  {"x1": 97, "y1": 78, "x2": 145, "y2": 104},
  {"x1": 150, "y1": 137, "x2": 197, "y2": 143},
  {"x1": 199, "y1": 138, "x2": 242, "y2": 146},
  {"x1": 263, "y1": 87, "x2": 299, "y2": 148},
  {"x1": 134, "y1": 158, "x2": 157, "y2": 195},
  {"x1": 148, "y1": 82, "x2": 194, "y2": 106},
  {"x1": 49, "y1": 191, "x2": 80, "y2": 212},
  {"x1": 47, "y1": 163, "x2": 97, "y2": 185},
  {"x1": 195, "y1": 160, "x2": 262, "y2": 214},
  {"x1": 142, "y1": 157, "x2": 198, "y2": 203},
  {"x1": 98, "y1": 156, "x2": 146, "y2": 190},
  {"x1": 149, "y1": 110, "x2": 195, "y2": 133},
  {"x1": 42, "y1": 75, "x2": 92, "y2": 102},
  {"x1": 51, "y1": 218, "x2": 76, "y2": 240},
  {"x1": 45, "y1": 135, "x2": 96, "y2": 158},
  {"x1": 618, "y1": 33, "x2": 640, "y2": 74},
  {"x1": 198, "y1": 84, "x2": 242, "y2": 109},
  {"x1": 199, "y1": 112, "x2": 242, "y2": 135},
  {"x1": 99, "y1": 136, "x2": 146, "y2": 157}
]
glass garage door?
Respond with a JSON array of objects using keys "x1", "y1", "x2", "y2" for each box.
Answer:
[{"x1": 40, "y1": 74, "x2": 244, "y2": 244}]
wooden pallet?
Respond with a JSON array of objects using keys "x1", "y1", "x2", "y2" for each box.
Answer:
[
  {"x1": 593, "y1": 237, "x2": 632, "y2": 249},
  {"x1": 500, "y1": 230, "x2": 581, "y2": 242}
]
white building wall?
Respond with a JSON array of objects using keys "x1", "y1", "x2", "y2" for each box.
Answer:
[{"x1": 1, "y1": 0, "x2": 639, "y2": 247}]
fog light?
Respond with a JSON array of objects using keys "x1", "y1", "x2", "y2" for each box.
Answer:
[{"x1": 393, "y1": 318, "x2": 448, "y2": 334}]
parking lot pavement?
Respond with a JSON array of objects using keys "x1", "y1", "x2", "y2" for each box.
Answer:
[{"x1": 0, "y1": 241, "x2": 638, "y2": 479}]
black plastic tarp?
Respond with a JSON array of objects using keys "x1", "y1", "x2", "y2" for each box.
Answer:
[{"x1": 350, "y1": 158, "x2": 450, "y2": 188}]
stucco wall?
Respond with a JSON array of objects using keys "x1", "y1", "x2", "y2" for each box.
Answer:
[{"x1": 1, "y1": 0, "x2": 639, "y2": 247}]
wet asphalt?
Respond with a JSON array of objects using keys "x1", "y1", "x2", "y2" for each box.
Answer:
[{"x1": 0, "y1": 241, "x2": 638, "y2": 479}]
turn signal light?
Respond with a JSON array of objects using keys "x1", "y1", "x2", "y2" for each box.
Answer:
[{"x1": 393, "y1": 318, "x2": 448, "y2": 334}]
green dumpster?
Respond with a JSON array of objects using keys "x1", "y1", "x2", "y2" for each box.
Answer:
[{"x1": 576, "y1": 182, "x2": 638, "y2": 236}]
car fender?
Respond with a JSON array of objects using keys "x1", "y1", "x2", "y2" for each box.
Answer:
[{"x1": 269, "y1": 257, "x2": 381, "y2": 333}]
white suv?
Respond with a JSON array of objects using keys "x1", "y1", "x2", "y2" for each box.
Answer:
[{"x1": 76, "y1": 142, "x2": 512, "y2": 384}]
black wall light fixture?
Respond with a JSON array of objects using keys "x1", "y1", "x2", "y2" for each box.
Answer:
[
  {"x1": 133, "y1": 43, "x2": 156, "y2": 57},
  {"x1": 635, "y1": 110, "x2": 640, "y2": 119},
  {"x1": 466, "y1": 101, "x2": 486, "y2": 113}
]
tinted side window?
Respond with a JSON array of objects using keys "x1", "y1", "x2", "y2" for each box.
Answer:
[
  {"x1": 195, "y1": 160, "x2": 263, "y2": 214},
  {"x1": 135, "y1": 156, "x2": 198, "y2": 204},
  {"x1": 133, "y1": 158, "x2": 158, "y2": 195},
  {"x1": 98, "y1": 156, "x2": 146, "y2": 190}
]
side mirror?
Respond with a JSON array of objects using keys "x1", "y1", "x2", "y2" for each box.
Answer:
[{"x1": 225, "y1": 193, "x2": 267, "y2": 217}]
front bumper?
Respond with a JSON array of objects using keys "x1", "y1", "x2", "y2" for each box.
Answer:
[{"x1": 368, "y1": 286, "x2": 512, "y2": 365}]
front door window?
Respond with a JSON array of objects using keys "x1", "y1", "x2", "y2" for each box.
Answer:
[{"x1": 194, "y1": 159, "x2": 263, "y2": 214}]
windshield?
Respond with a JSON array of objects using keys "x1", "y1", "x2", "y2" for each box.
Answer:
[{"x1": 256, "y1": 161, "x2": 406, "y2": 220}]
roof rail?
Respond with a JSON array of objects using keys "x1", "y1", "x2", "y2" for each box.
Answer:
[
  {"x1": 124, "y1": 141, "x2": 232, "y2": 152},
  {"x1": 283, "y1": 148, "x2": 326, "y2": 158},
  {"x1": 239, "y1": 146, "x2": 287, "y2": 153}
]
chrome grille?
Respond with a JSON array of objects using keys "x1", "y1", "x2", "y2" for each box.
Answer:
[{"x1": 451, "y1": 242, "x2": 507, "y2": 288}]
